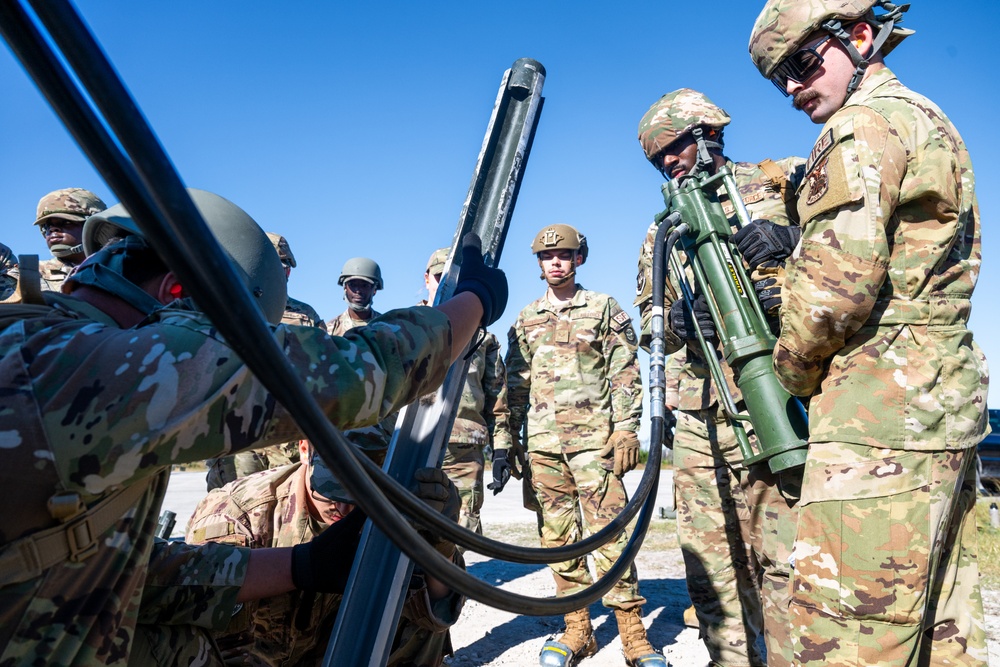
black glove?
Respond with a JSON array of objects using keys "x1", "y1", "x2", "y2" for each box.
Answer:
[
  {"x1": 291, "y1": 508, "x2": 367, "y2": 593},
  {"x1": 668, "y1": 293, "x2": 715, "y2": 341},
  {"x1": 411, "y1": 467, "x2": 460, "y2": 558},
  {"x1": 732, "y1": 220, "x2": 801, "y2": 272},
  {"x1": 662, "y1": 408, "x2": 677, "y2": 449},
  {"x1": 755, "y1": 275, "x2": 782, "y2": 314},
  {"x1": 487, "y1": 449, "x2": 513, "y2": 495},
  {"x1": 454, "y1": 233, "x2": 509, "y2": 327}
]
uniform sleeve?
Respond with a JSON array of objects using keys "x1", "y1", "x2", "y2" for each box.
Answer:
[
  {"x1": 138, "y1": 538, "x2": 250, "y2": 631},
  {"x1": 482, "y1": 333, "x2": 512, "y2": 450},
  {"x1": 504, "y1": 316, "x2": 531, "y2": 433},
  {"x1": 634, "y1": 222, "x2": 683, "y2": 354},
  {"x1": 775, "y1": 109, "x2": 898, "y2": 396},
  {"x1": 604, "y1": 297, "x2": 643, "y2": 431},
  {"x1": 33, "y1": 305, "x2": 453, "y2": 497}
]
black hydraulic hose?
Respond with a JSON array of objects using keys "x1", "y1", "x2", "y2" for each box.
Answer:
[{"x1": 2, "y1": 0, "x2": 659, "y2": 614}]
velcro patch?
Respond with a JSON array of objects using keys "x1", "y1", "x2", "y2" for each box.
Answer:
[
  {"x1": 805, "y1": 129, "x2": 834, "y2": 174},
  {"x1": 611, "y1": 309, "x2": 632, "y2": 330},
  {"x1": 805, "y1": 157, "x2": 830, "y2": 205}
]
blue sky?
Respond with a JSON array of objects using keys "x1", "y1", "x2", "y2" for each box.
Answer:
[{"x1": 2, "y1": 1, "x2": 998, "y2": 424}]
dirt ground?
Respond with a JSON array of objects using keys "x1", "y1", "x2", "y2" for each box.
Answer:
[{"x1": 162, "y1": 470, "x2": 1000, "y2": 666}]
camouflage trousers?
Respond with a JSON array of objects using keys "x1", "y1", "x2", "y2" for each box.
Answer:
[
  {"x1": 790, "y1": 442, "x2": 988, "y2": 667},
  {"x1": 673, "y1": 407, "x2": 765, "y2": 667},
  {"x1": 743, "y1": 455, "x2": 801, "y2": 667},
  {"x1": 129, "y1": 624, "x2": 223, "y2": 666},
  {"x1": 205, "y1": 442, "x2": 302, "y2": 491},
  {"x1": 442, "y1": 440, "x2": 485, "y2": 536},
  {"x1": 528, "y1": 446, "x2": 645, "y2": 610}
]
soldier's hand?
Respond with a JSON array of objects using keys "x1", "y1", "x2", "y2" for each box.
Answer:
[
  {"x1": 732, "y1": 220, "x2": 801, "y2": 272},
  {"x1": 291, "y1": 508, "x2": 367, "y2": 593},
  {"x1": 487, "y1": 449, "x2": 513, "y2": 494},
  {"x1": 668, "y1": 293, "x2": 715, "y2": 341},
  {"x1": 753, "y1": 264, "x2": 785, "y2": 315},
  {"x1": 412, "y1": 467, "x2": 460, "y2": 558},
  {"x1": 662, "y1": 408, "x2": 677, "y2": 450},
  {"x1": 600, "y1": 431, "x2": 641, "y2": 477},
  {"x1": 454, "y1": 233, "x2": 509, "y2": 327}
]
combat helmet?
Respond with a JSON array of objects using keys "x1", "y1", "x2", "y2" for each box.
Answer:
[
  {"x1": 531, "y1": 224, "x2": 585, "y2": 261},
  {"x1": 338, "y1": 257, "x2": 383, "y2": 290},
  {"x1": 78, "y1": 188, "x2": 287, "y2": 324},
  {"x1": 637, "y1": 89, "x2": 731, "y2": 166},
  {"x1": 749, "y1": 0, "x2": 912, "y2": 95},
  {"x1": 34, "y1": 187, "x2": 107, "y2": 259},
  {"x1": 266, "y1": 232, "x2": 297, "y2": 269}
]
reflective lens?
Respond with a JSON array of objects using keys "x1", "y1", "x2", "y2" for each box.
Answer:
[{"x1": 769, "y1": 35, "x2": 831, "y2": 96}]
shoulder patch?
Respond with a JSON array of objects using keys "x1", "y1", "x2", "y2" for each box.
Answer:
[
  {"x1": 611, "y1": 309, "x2": 632, "y2": 329},
  {"x1": 805, "y1": 129, "x2": 834, "y2": 175}
]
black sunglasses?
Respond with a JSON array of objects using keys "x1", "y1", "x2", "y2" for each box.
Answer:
[{"x1": 770, "y1": 35, "x2": 832, "y2": 96}]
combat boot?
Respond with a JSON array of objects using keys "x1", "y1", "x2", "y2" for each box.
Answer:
[
  {"x1": 539, "y1": 608, "x2": 598, "y2": 666},
  {"x1": 682, "y1": 603, "x2": 698, "y2": 628},
  {"x1": 614, "y1": 607, "x2": 668, "y2": 667}
]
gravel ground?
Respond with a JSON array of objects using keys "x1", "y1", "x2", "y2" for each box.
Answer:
[{"x1": 162, "y1": 469, "x2": 999, "y2": 666}]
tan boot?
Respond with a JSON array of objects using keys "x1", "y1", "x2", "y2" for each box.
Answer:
[
  {"x1": 682, "y1": 603, "x2": 699, "y2": 628},
  {"x1": 539, "y1": 608, "x2": 598, "y2": 666},
  {"x1": 614, "y1": 607, "x2": 667, "y2": 667}
]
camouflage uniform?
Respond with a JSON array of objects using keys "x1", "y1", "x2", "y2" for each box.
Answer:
[
  {"x1": 326, "y1": 307, "x2": 379, "y2": 338},
  {"x1": 635, "y1": 157, "x2": 804, "y2": 667},
  {"x1": 506, "y1": 287, "x2": 645, "y2": 608},
  {"x1": 186, "y1": 462, "x2": 463, "y2": 666},
  {"x1": 421, "y1": 321, "x2": 511, "y2": 535},
  {"x1": 208, "y1": 295, "x2": 328, "y2": 488},
  {"x1": 0, "y1": 297, "x2": 454, "y2": 666},
  {"x1": 0, "y1": 242, "x2": 17, "y2": 301},
  {"x1": 32, "y1": 188, "x2": 107, "y2": 292},
  {"x1": 765, "y1": 66, "x2": 989, "y2": 667}
]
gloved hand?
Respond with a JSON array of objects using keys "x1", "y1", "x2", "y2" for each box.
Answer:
[
  {"x1": 291, "y1": 508, "x2": 367, "y2": 593},
  {"x1": 662, "y1": 408, "x2": 677, "y2": 450},
  {"x1": 411, "y1": 467, "x2": 461, "y2": 558},
  {"x1": 454, "y1": 233, "x2": 509, "y2": 327},
  {"x1": 668, "y1": 293, "x2": 715, "y2": 341},
  {"x1": 600, "y1": 431, "x2": 640, "y2": 477},
  {"x1": 754, "y1": 269, "x2": 784, "y2": 315},
  {"x1": 487, "y1": 449, "x2": 513, "y2": 494},
  {"x1": 732, "y1": 220, "x2": 801, "y2": 272}
]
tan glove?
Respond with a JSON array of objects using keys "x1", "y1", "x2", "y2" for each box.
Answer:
[
  {"x1": 600, "y1": 431, "x2": 640, "y2": 477},
  {"x1": 411, "y1": 467, "x2": 460, "y2": 558}
]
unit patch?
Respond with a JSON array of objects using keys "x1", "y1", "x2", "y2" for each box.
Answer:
[
  {"x1": 806, "y1": 129, "x2": 834, "y2": 174},
  {"x1": 805, "y1": 157, "x2": 830, "y2": 205}
]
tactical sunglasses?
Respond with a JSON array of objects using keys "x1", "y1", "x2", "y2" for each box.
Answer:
[{"x1": 770, "y1": 35, "x2": 832, "y2": 96}]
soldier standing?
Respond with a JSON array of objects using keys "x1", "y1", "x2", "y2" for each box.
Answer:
[
  {"x1": 188, "y1": 440, "x2": 465, "y2": 666},
  {"x1": 327, "y1": 256, "x2": 383, "y2": 334},
  {"x1": 206, "y1": 232, "x2": 327, "y2": 489},
  {"x1": 748, "y1": 2, "x2": 988, "y2": 665},
  {"x1": 32, "y1": 187, "x2": 106, "y2": 291},
  {"x1": 505, "y1": 224, "x2": 665, "y2": 667},
  {"x1": 634, "y1": 88, "x2": 805, "y2": 667},
  {"x1": 422, "y1": 247, "x2": 511, "y2": 537},
  {"x1": 0, "y1": 188, "x2": 505, "y2": 666}
]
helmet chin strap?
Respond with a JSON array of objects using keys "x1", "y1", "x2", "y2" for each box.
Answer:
[
  {"x1": 823, "y1": 1, "x2": 906, "y2": 95},
  {"x1": 50, "y1": 242, "x2": 83, "y2": 259},
  {"x1": 690, "y1": 127, "x2": 722, "y2": 177},
  {"x1": 543, "y1": 268, "x2": 575, "y2": 287}
]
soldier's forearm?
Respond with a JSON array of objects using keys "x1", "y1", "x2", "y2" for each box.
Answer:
[{"x1": 237, "y1": 548, "x2": 295, "y2": 602}]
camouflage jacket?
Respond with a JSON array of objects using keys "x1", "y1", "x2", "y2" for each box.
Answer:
[
  {"x1": 506, "y1": 287, "x2": 642, "y2": 453},
  {"x1": 417, "y1": 302, "x2": 512, "y2": 450},
  {"x1": 325, "y1": 307, "x2": 398, "y2": 452},
  {"x1": 38, "y1": 256, "x2": 75, "y2": 292},
  {"x1": 0, "y1": 297, "x2": 453, "y2": 666},
  {"x1": 634, "y1": 157, "x2": 805, "y2": 412},
  {"x1": 326, "y1": 307, "x2": 380, "y2": 337},
  {"x1": 186, "y1": 463, "x2": 464, "y2": 666},
  {"x1": 0, "y1": 242, "x2": 16, "y2": 301},
  {"x1": 778, "y1": 68, "x2": 987, "y2": 450},
  {"x1": 282, "y1": 295, "x2": 326, "y2": 330}
]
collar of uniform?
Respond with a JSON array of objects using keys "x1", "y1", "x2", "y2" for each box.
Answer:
[
  {"x1": 844, "y1": 66, "x2": 898, "y2": 108},
  {"x1": 537, "y1": 285, "x2": 586, "y2": 313}
]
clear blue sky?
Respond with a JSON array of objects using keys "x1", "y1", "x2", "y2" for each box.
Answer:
[{"x1": 2, "y1": 1, "x2": 998, "y2": 425}]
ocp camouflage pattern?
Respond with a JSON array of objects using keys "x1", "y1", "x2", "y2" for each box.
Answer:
[
  {"x1": 0, "y1": 297, "x2": 453, "y2": 666},
  {"x1": 186, "y1": 462, "x2": 462, "y2": 666}
]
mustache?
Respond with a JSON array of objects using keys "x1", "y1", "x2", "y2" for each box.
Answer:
[{"x1": 793, "y1": 89, "x2": 820, "y2": 111}]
